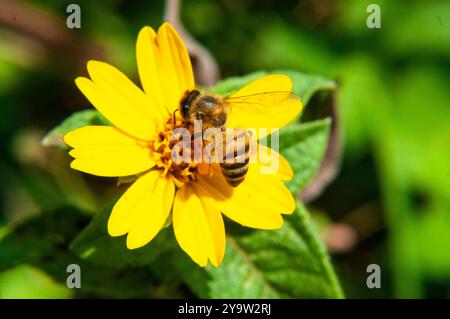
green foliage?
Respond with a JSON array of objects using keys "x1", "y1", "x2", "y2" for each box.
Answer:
[
  {"x1": 1, "y1": 0, "x2": 449, "y2": 299},
  {"x1": 279, "y1": 119, "x2": 331, "y2": 193},
  {"x1": 208, "y1": 202, "x2": 342, "y2": 298},
  {"x1": 245, "y1": 22, "x2": 336, "y2": 76},
  {"x1": 70, "y1": 203, "x2": 176, "y2": 269},
  {"x1": 276, "y1": 71, "x2": 335, "y2": 107},
  {"x1": 383, "y1": 2, "x2": 450, "y2": 56},
  {"x1": 372, "y1": 65, "x2": 450, "y2": 297},
  {"x1": 0, "y1": 264, "x2": 72, "y2": 299},
  {"x1": 168, "y1": 249, "x2": 212, "y2": 298},
  {"x1": 31, "y1": 70, "x2": 340, "y2": 298},
  {"x1": 0, "y1": 207, "x2": 184, "y2": 298}
]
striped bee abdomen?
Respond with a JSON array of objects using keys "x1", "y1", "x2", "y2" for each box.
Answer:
[{"x1": 220, "y1": 128, "x2": 252, "y2": 187}]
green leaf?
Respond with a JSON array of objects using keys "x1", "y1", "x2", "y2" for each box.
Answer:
[
  {"x1": 69, "y1": 204, "x2": 211, "y2": 297},
  {"x1": 0, "y1": 264, "x2": 72, "y2": 299},
  {"x1": 0, "y1": 207, "x2": 90, "y2": 272},
  {"x1": 207, "y1": 202, "x2": 343, "y2": 298},
  {"x1": 279, "y1": 118, "x2": 331, "y2": 194},
  {"x1": 10, "y1": 164, "x2": 97, "y2": 215},
  {"x1": 275, "y1": 70, "x2": 335, "y2": 106},
  {"x1": 70, "y1": 203, "x2": 176, "y2": 269},
  {"x1": 0, "y1": 207, "x2": 182, "y2": 298},
  {"x1": 42, "y1": 109, "x2": 110, "y2": 149},
  {"x1": 169, "y1": 250, "x2": 211, "y2": 298}
]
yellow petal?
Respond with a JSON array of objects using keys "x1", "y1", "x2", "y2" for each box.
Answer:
[
  {"x1": 136, "y1": 26, "x2": 167, "y2": 115},
  {"x1": 64, "y1": 126, "x2": 154, "y2": 177},
  {"x1": 75, "y1": 61, "x2": 160, "y2": 140},
  {"x1": 226, "y1": 75, "x2": 303, "y2": 138},
  {"x1": 232, "y1": 74, "x2": 293, "y2": 97},
  {"x1": 191, "y1": 184, "x2": 226, "y2": 267},
  {"x1": 173, "y1": 185, "x2": 225, "y2": 267},
  {"x1": 155, "y1": 22, "x2": 195, "y2": 113},
  {"x1": 197, "y1": 164, "x2": 295, "y2": 229},
  {"x1": 242, "y1": 165, "x2": 296, "y2": 215},
  {"x1": 107, "y1": 170, "x2": 175, "y2": 250},
  {"x1": 255, "y1": 144, "x2": 294, "y2": 180}
]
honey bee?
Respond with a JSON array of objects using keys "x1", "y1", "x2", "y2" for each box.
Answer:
[{"x1": 179, "y1": 89, "x2": 299, "y2": 187}]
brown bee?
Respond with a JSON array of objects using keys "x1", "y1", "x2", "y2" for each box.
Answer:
[{"x1": 179, "y1": 89, "x2": 298, "y2": 187}]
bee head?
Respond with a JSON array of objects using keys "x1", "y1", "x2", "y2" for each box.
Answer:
[{"x1": 180, "y1": 90, "x2": 200, "y2": 119}]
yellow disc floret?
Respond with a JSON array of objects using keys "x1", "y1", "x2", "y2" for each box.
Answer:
[{"x1": 150, "y1": 114, "x2": 200, "y2": 187}]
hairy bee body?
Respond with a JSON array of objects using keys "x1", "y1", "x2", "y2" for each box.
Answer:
[
  {"x1": 220, "y1": 128, "x2": 251, "y2": 187},
  {"x1": 180, "y1": 90, "x2": 250, "y2": 187}
]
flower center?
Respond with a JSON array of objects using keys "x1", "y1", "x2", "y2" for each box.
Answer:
[{"x1": 150, "y1": 113, "x2": 209, "y2": 187}]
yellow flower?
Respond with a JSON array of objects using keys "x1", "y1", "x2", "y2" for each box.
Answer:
[{"x1": 64, "y1": 23, "x2": 303, "y2": 267}]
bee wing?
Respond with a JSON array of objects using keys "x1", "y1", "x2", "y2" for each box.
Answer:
[
  {"x1": 224, "y1": 91, "x2": 302, "y2": 136},
  {"x1": 225, "y1": 91, "x2": 300, "y2": 113}
]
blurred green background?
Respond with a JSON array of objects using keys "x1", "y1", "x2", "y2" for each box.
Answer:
[{"x1": 0, "y1": 0, "x2": 449, "y2": 298}]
